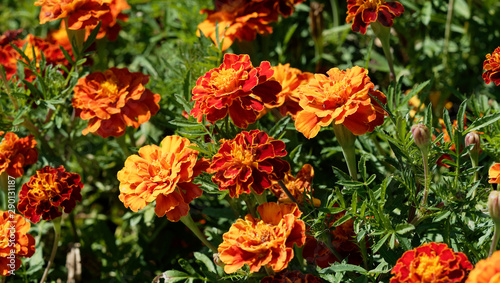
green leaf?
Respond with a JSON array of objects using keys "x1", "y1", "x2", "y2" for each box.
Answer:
[
  {"x1": 433, "y1": 210, "x2": 451, "y2": 222},
  {"x1": 178, "y1": 258, "x2": 200, "y2": 277},
  {"x1": 324, "y1": 263, "x2": 367, "y2": 274},
  {"x1": 268, "y1": 116, "x2": 290, "y2": 138},
  {"x1": 465, "y1": 112, "x2": 500, "y2": 133},
  {"x1": 457, "y1": 99, "x2": 467, "y2": 131},
  {"x1": 421, "y1": 2, "x2": 432, "y2": 25},
  {"x1": 194, "y1": 252, "x2": 216, "y2": 274},
  {"x1": 442, "y1": 108, "x2": 454, "y2": 142},
  {"x1": 372, "y1": 232, "x2": 391, "y2": 253},
  {"x1": 395, "y1": 223, "x2": 415, "y2": 235},
  {"x1": 153, "y1": 270, "x2": 190, "y2": 283}
]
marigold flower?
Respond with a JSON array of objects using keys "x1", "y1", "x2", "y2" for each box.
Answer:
[
  {"x1": 302, "y1": 210, "x2": 363, "y2": 268},
  {"x1": 390, "y1": 242, "x2": 473, "y2": 283},
  {"x1": 489, "y1": 163, "x2": 500, "y2": 184},
  {"x1": 295, "y1": 66, "x2": 387, "y2": 139},
  {"x1": 269, "y1": 164, "x2": 320, "y2": 207},
  {"x1": 466, "y1": 250, "x2": 500, "y2": 283},
  {"x1": 483, "y1": 47, "x2": 500, "y2": 86},
  {"x1": 191, "y1": 53, "x2": 281, "y2": 129},
  {"x1": 117, "y1": 135, "x2": 209, "y2": 222},
  {"x1": 261, "y1": 270, "x2": 323, "y2": 283},
  {"x1": 0, "y1": 132, "x2": 38, "y2": 178},
  {"x1": 209, "y1": 130, "x2": 290, "y2": 198},
  {"x1": 218, "y1": 202, "x2": 306, "y2": 273},
  {"x1": 269, "y1": 63, "x2": 314, "y2": 119},
  {"x1": 0, "y1": 212, "x2": 36, "y2": 276},
  {"x1": 17, "y1": 166, "x2": 83, "y2": 223},
  {"x1": 197, "y1": 0, "x2": 303, "y2": 51},
  {"x1": 72, "y1": 67, "x2": 161, "y2": 138},
  {"x1": 35, "y1": 0, "x2": 112, "y2": 30},
  {"x1": 346, "y1": 0, "x2": 405, "y2": 35}
]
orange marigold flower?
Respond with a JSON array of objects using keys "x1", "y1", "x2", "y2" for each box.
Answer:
[
  {"x1": 218, "y1": 202, "x2": 306, "y2": 273},
  {"x1": 390, "y1": 242, "x2": 473, "y2": 283},
  {"x1": 466, "y1": 250, "x2": 500, "y2": 283},
  {"x1": 295, "y1": 66, "x2": 387, "y2": 139},
  {"x1": 0, "y1": 132, "x2": 38, "y2": 178},
  {"x1": 17, "y1": 166, "x2": 83, "y2": 223},
  {"x1": 35, "y1": 0, "x2": 112, "y2": 30},
  {"x1": 72, "y1": 67, "x2": 161, "y2": 138},
  {"x1": 269, "y1": 63, "x2": 314, "y2": 119},
  {"x1": 489, "y1": 163, "x2": 500, "y2": 184},
  {"x1": 483, "y1": 47, "x2": 500, "y2": 86},
  {"x1": 209, "y1": 130, "x2": 290, "y2": 198},
  {"x1": 261, "y1": 270, "x2": 323, "y2": 283},
  {"x1": 0, "y1": 212, "x2": 36, "y2": 276},
  {"x1": 191, "y1": 53, "x2": 281, "y2": 129},
  {"x1": 117, "y1": 135, "x2": 209, "y2": 222},
  {"x1": 346, "y1": 0, "x2": 404, "y2": 35},
  {"x1": 269, "y1": 164, "x2": 320, "y2": 207}
]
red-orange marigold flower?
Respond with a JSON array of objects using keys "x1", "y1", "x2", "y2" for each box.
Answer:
[
  {"x1": 0, "y1": 132, "x2": 38, "y2": 178},
  {"x1": 191, "y1": 53, "x2": 281, "y2": 129},
  {"x1": 269, "y1": 164, "x2": 320, "y2": 207},
  {"x1": 35, "y1": 0, "x2": 112, "y2": 30},
  {"x1": 0, "y1": 212, "x2": 36, "y2": 276},
  {"x1": 346, "y1": 0, "x2": 405, "y2": 35},
  {"x1": 466, "y1": 250, "x2": 500, "y2": 283},
  {"x1": 72, "y1": 67, "x2": 161, "y2": 138},
  {"x1": 260, "y1": 270, "x2": 323, "y2": 283},
  {"x1": 117, "y1": 135, "x2": 209, "y2": 222},
  {"x1": 269, "y1": 63, "x2": 314, "y2": 119},
  {"x1": 17, "y1": 166, "x2": 83, "y2": 223},
  {"x1": 483, "y1": 47, "x2": 500, "y2": 86},
  {"x1": 218, "y1": 202, "x2": 306, "y2": 273},
  {"x1": 390, "y1": 242, "x2": 473, "y2": 283},
  {"x1": 209, "y1": 130, "x2": 290, "y2": 198},
  {"x1": 295, "y1": 66, "x2": 387, "y2": 139},
  {"x1": 489, "y1": 163, "x2": 500, "y2": 184}
]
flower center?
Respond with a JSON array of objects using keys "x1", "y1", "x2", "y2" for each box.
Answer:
[
  {"x1": 231, "y1": 145, "x2": 255, "y2": 167},
  {"x1": 363, "y1": 0, "x2": 384, "y2": 9},
  {"x1": 30, "y1": 173, "x2": 60, "y2": 202},
  {"x1": 148, "y1": 157, "x2": 172, "y2": 183},
  {"x1": 322, "y1": 80, "x2": 351, "y2": 108},
  {"x1": 211, "y1": 68, "x2": 244, "y2": 93},
  {"x1": 413, "y1": 254, "x2": 445, "y2": 282}
]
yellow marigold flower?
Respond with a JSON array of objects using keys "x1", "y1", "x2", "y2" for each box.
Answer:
[
  {"x1": 0, "y1": 212, "x2": 36, "y2": 276},
  {"x1": 117, "y1": 135, "x2": 209, "y2": 222},
  {"x1": 218, "y1": 202, "x2": 306, "y2": 274},
  {"x1": 466, "y1": 250, "x2": 500, "y2": 283}
]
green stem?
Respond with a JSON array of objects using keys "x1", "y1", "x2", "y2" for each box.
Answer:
[
  {"x1": 0, "y1": 173, "x2": 8, "y2": 211},
  {"x1": 117, "y1": 134, "x2": 130, "y2": 156},
  {"x1": 371, "y1": 21, "x2": 396, "y2": 80},
  {"x1": 243, "y1": 194, "x2": 258, "y2": 219},
  {"x1": 490, "y1": 224, "x2": 500, "y2": 257},
  {"x1": 180, "y1": 214, "x2": 218, "y2": 254},
  {"x1": 332, "y1": 124, "x2": 358, "y2": 180},
  {"x1": 225, "y1": 195, "x2": 242, "y2": 218},
  {"x1": 420, "y1": 149, "x2": 430, "y2": 207},
  {"x1": 40, "y1": 217, "x2": 62, "y2": 283}
]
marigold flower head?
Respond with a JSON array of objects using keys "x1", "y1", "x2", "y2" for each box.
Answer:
[
  {"x1": 17, "y1": 166, "x2": 83, "y2": 223},
  {"x1": 0, "y1": 212, "x2": 36, "y2": 276},
  {"x1": 117, "y1": 135, "x2": 209, "y2": 222},
  {"x1": 0, "y1": 132, "x2": 38, "y2": 178},
  {"x1": 489, "y1": 163, "x2": 500, "y2": 184},
  {"x1": 218, "y1": 202, "x2": 306, "y2": 273},
  {"x1": 390, "y1": 242, "x2": 473, "y2": 283},
  {"x1": 346, "y1": 0, "x2": 405, "y2": 35},
  {"x1": 72, "y1": 67, "x2": 161, "y2": 138},
  {"x1": 209, "y1": 130, "x2": 290, "y2": 198},
  {"x1": 269, "y1": 164, "x2": 320, "y2": 207},
  {"x1": 295, "y1": 66, "x2": 387, "y2": 139},
  {"x1": 261, "y1": 270, "x2": 324, "y2": 283},
  {"x1": 35, "y1": 0, "x2": 112, "y2": 30},
  {"x1": 465, "y1": 250, "x2": 500, "y2": 283},
  {"x1": 269, "y1": 63, "x2": 314, "y2": 119},
  {"x1": 483, "y1": 47, "x2": 500, "y2": 86},
  {"x1": 191, "y1": 53, "x2": 281, "y2": 129}
]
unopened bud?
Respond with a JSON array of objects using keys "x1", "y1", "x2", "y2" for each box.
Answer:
[
  {"x1": 411, "y1": 124, "x2": 430, "y2": 150},
  {"x1": 465, "y1": 132, "x2": 481, "y2": 154},
  {"x1": 213, "y1": 253, "x2": 224, "y2": 267},
  {"x1": 489, "y1": 191, "x2": 500, "y2": 225}
]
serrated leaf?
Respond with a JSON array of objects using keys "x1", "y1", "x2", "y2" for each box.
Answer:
[
  {"x1": 268, "y1": 116, "x2": 290, "y2": 138},
  {"x1": 325, "y1": 263, "x2": 367, "y2": 274},
  {"x1": 333, "y1": 213, "x2": 352, "y2": 227},
  {"x1": 433, "y1": 210, "x2": 451, "y2": 222},
  {"x1": 465, "y1": 112, "x2": 500, "y2": 133},
  {"x1": 194, "y1": 252, "x2": 216, "y2": 274},
  {"x1": 442, "y1": 109, "x2": 454, "y2": 142},
  {"x1": 395, "y1": 223, "x2": 415, "y2": 235},
  {"x1": 457, "y1": 100, "x2": 467, "y2": 131},
  {"x1": 372, "y1": 232, "x2": 391, "y2": 253}
]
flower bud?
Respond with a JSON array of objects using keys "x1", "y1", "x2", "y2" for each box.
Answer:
[
  {"x1": 213, "y1": 253, "x2": 224, "y2": 267},
  {"x1": 411, "y1": 124, "x2": 430, "y2": 150},
  {"x1": 465, "y1": 132, "x2": 481, "y2": 154},
  {"x1": 489, "y1": 191, "x2": 500, "y2": 225}
]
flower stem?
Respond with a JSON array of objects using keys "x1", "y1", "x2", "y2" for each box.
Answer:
[
  {"x1": 180, "y1": 213, "x2": 218, "y2": 254},
  {"x1": 371, "y1": 21, "x2": 396, "y2": 81},
  {"x1": 332, "y1": 124, "x2": 358, "y2": 180},
  {"x1": 489, "y1": 224, "x2": 500, "y2": 257},
  {"x1": 420, "y1": 149, "x2": 430, "y2": 207},
  {"x1": 40, "y1": 217, "x2": 62, "y2": 283}
]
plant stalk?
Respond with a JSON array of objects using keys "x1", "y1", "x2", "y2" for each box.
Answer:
[
  {"x1": 40, "y1": 217, "x2": 62, "y2": 283},
  {"x1": 180, "y1": 213, "x2": 218, "y2": 254}
]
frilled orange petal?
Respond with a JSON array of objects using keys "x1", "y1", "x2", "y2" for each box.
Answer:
[{"x1": 489, "y1": 163, "x2": 500, "y2": 184}]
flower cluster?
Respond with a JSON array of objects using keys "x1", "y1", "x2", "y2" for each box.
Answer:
[
  {"x1": 0, "y1": 132, "x2": 38, "y2": 178},
  {"x1": 483, "y1": 47, "x2": 500, "y2": 86},
  {"x1": 17, "y1": 166, "x2": 83, "y2": 223},
  {"x1": 218, "y1": 202, "x2": 306, "y2": 273},
  {"x1": 295, "y1": 66, "x2": 387, "y2": 138},
  {"x1": 117, "y1": 135, "x2": 208, "y2": 222},
  {"x1": 198, "y1": 0, "x2": 304, "y2": 51},
  {"x1": 390, "y1": 242, "x2": 473, "y2": 283},
  {"x1": 72, "y1": 67, "x2": 161, "y2": 138},
  {"x1": 209, "y1": 130, "x2": 290, "y2": 198},
  {"x1": 191, "y1": 53, "x2": 281, "y2": 129},
  {"x1": 0, "y1": 212, "x2": 36, "y2": 276},
  {"x1": 346, "y1": 0, "x2": 405, "y2": 34}
]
